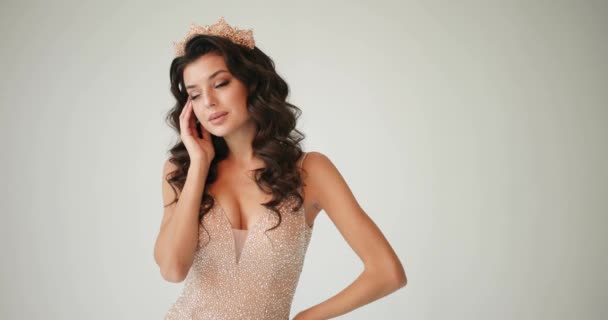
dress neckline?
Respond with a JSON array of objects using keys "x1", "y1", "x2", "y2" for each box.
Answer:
[{"x1": 209, "y1": 194, "x2": 270, "y2": 266}]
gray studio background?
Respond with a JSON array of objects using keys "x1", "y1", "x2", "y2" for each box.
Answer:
[{"x1": 1, "y1": 0, "x2": 606, "y2": 319}]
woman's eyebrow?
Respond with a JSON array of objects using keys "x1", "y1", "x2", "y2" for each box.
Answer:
[{"x1": 186, "y1": 69, "x2": 229, "y2": 90}]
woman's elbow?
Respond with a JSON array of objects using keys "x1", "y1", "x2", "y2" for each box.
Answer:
[
  {"x1": 157, "y1": 256, "x2": 189, "y2": 283},
  {"x1": 160, "y1": 263, "x2": 188, "y2": 283},
  {"x1": 393, "y1": 267, "x2": 407, "y2": 289},
  {"x1": 366, "y1": 260, "x2": 407, "y2": 290},
  {"x1": 382, "y1": 260, "x2": 407, "y2": 290}
]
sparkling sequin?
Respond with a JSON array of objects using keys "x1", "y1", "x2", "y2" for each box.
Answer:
[{"x1": 164, "y1": 181, "x2": 314, "y2": 319}]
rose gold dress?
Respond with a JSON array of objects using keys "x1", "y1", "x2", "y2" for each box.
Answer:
[{"x1": 165, "y1": 153, "x2": 314, "y2": 320}]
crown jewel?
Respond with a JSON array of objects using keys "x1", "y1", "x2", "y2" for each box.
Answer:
[{"x1": 173, "y1": 17, "x2": 255, "y2": 56}]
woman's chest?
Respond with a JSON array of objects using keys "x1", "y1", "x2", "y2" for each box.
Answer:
[{"x1": 195, "y1": 198, "x2": 313, "y2": 270}]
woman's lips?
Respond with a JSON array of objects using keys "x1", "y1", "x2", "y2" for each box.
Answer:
[{"x1": 209, "y1": 112, "x2": 228, "y2": 124}]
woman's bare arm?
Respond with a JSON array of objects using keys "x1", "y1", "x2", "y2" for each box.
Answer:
[
  {"x1": 295, "y1": 152, "x2": 407, "y2": 319},
  {"x1": 154, "y1": 158, "x2": 208, "y2": 283}
]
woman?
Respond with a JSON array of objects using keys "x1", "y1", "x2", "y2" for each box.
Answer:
[{"x1": 154, "y1": 17, "x2": 407, "y2": 320}]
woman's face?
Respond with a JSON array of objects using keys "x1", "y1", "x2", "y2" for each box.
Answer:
[{"x1": 183, "y1": 53, "x2": 250, "y2": 137}]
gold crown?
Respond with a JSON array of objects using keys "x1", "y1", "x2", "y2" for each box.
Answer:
[{"x1": 172, "y1": 17, "x2": 255, "y2": 56}]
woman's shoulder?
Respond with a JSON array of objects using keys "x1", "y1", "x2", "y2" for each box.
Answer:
[
  {"x1": 298, "y1": 150, "x2": 329, "y2": 169},
  {"x1": 297, "y1": 150, "x2": 331, "y2": 185},
  {"x1": 297, "y1": 151, "x2": 330, "y2": 213},
  {"x1": 298, "y1": 151, "x2": 344, "y2": 190}
]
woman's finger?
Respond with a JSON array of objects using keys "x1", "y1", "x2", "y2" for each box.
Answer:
[
  {"x1": 183, "y1": 99, "x2": 191, "y2": 124},
  {"x1": 179, "y1": 99, "x2": 189, "y2": 130},
  {"x1": 188, "y1": 104, "x2": 200, "y2": 138},
  {"x1": 180, "y1": 97, "x2": 189, "y2": 119},
  {"x1": 184, "y1": 100, "x2": 195, "y2": 136}
]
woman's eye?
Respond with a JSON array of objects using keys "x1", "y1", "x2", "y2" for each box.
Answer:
[
  {"x1": 190, "y1": 81, "x2": 228, "y2": 99},
  {"x1": 215, "y1": 81, "x2": 229, "y2": 88}
]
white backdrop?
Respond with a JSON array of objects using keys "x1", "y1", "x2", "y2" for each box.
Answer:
[{"x1": 1, "y1": 0, "x2": 606, "y2": 319}]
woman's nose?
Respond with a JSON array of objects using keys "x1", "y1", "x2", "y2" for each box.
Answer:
[
  {"x1": 201, "y1": 91, "x2": 217, "y2": 108},
  {"x1": 192, "y1": 91, "x2": 216, "y2": 110}
]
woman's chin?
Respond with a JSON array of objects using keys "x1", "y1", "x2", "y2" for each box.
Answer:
[{"x1": 206, "y1": 128, "x2": 229, "y2": 138}]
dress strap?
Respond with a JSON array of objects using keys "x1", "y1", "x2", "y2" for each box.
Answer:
[{"x1": 299, "y1": 152, "x2": 309, "y2": 169}]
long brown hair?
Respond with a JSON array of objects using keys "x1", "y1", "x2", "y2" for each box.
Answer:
[{"x1": 164, "y1": 34, "x2": 307, "y2": 235}]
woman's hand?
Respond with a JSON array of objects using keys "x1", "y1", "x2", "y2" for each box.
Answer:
[{"x1": 179, "y1": 96, "x2": 215, "y2": 166}]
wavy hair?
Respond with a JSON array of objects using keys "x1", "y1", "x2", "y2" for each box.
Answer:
[{"x1": 163, "y1": 34, "x2": 307, "y2": 237}]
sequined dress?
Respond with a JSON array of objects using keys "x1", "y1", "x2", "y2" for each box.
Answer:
[{"x1": 165, "y1": 153, "x2": 314, "y2": 320}]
